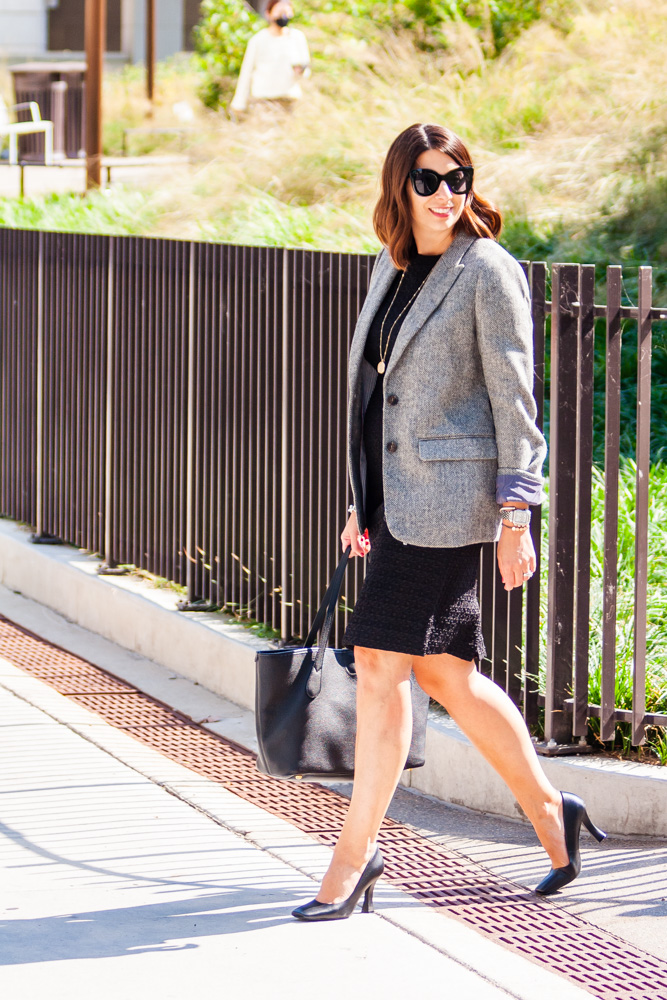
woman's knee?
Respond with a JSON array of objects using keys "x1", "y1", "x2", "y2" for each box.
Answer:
[
  {"x1": 354, "y1": 646, "x2": 413, "y2": 694},
  {"x1": 413, "y1": 653, "x2": 476, "y2": 701}
]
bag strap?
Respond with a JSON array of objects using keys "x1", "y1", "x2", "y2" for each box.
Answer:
[{"x1": 304, "y1": 546, "x2": 351, "y2": 655}]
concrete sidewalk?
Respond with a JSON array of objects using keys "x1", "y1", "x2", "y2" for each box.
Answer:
[
  {"x1": 2, "y1": 583, "x2": 666, "y2": 1000},
  {"x1": 0, "y1": 672, "x2": 594, "y2": 1000}
]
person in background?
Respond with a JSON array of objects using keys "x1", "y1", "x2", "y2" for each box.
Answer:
[{"x1": 230, "y1": 0, "x2": 310, "y2": 115}]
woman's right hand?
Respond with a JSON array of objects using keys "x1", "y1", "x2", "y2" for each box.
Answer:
[{"x1": 341, "y1": 511, "x2": 370, "y2": 557}]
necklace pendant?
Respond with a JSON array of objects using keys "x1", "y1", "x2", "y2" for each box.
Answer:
[{"x1": 377, "y1": 360, "x2": 386, "y2": 374}]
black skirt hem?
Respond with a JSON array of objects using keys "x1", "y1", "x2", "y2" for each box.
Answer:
[{"x1": 342, "y1": 629, "x2": 484, "y2": 662}]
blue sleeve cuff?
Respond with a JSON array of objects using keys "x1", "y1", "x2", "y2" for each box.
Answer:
[{"x1": 496, "y1": 473, "x2": 544, "y2": 505}]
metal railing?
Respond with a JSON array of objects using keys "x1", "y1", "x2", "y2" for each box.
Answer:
[{"x1": 1, "y1": 228, "x2": 665, "y2": 746}]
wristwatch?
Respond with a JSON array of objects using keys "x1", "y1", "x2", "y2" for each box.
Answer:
[{"x1": 500, "y1": 506, "x2": 531, "y2": 530}]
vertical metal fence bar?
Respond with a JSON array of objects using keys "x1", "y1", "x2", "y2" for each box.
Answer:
[
  {"x1": 298, "y1": 249, "x2": 307, "y2": 638},
  {"x1": 253, "y1": 250, "x2": 262, "y2": 622},
  {"x1": 34, "y1": 232, "x2": 45, "y2": 538},
  {"x1": 545, "y1": 263, "x2": 580, "y2": 744},
  {"x1": 228, "y1": 245, "x2": 239, "y2": 614},
  {"x1": 573, "y1": 264, "x2": 595, "y2": 738},
  {"x1": 492, "y1": 560, "x2": 509, "y2": 691},
  {"x1": 281, "y1": 251, "x2": 291, "y2": 640},
  {"x1": 272, "y1": 250, "x2": 283, "y2": 628},
  {"x1": 601, "y1": 266, "x2": 622, "y2": 742},
  {"x1": 202, "y1": 243, "x2": 213, "y2": 605},
  {"x1": 507, "y1": 588, "x2": 523, "y2": 704},
  {"x1": 237, "y1": 246, "x2": 247, "y2": 616},
  {"x1": 633, "y1": 267, "x2": 652, "y2": 745},
  {"x1": 185, "y1": 244, "x2": 196, "y2": 602},
  {"x1": 524, "y1": 261, "x2": 547, "y2": 726},
  {"x1": 103, "y1": 237, "x2": 115, "y2": 566}
]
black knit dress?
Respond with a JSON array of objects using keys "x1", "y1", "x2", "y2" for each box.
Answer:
[{"x1": 343, "y1": 252, "x2": 487, "y2": 662}]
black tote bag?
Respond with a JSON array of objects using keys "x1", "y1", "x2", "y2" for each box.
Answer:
[{"x1": 255, "y1": 547, "x2": 430, "y2": 780}]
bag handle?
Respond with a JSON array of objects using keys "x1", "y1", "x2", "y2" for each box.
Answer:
[{"x1": 304, "y1": 546, "x2": 351, "y2": 677}]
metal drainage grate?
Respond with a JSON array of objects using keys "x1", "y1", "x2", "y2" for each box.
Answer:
[{"x1": 0, "y1": 613, "x2": 663, "y2": 1000}]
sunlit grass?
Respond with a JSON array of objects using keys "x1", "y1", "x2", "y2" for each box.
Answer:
[{"x1": 1, "y1": 0, "x2": 665, "y2": 255}]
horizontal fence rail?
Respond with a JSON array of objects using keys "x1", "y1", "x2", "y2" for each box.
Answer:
[{"x1": 0, "y1": 229, "x2": 664, "y2": 746}]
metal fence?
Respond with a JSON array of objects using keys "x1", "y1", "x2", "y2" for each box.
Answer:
[{"x1": 1, "y1": 228, "x2": 665, "y2": 747}]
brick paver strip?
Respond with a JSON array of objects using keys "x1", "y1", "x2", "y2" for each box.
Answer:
[{"x1": 0, "y1": 614, "x2": 662, "y2": 1000}]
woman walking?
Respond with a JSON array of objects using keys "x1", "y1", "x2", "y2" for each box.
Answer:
[
  {"x1": 292, "y1": 123, "x2": 605, "y2": 921},
  {"x1": 230, "y1": 0, "x2": 310, "y2": 115}
]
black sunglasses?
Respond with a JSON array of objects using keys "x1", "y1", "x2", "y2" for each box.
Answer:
[{"x1": 408, "y1": 166, "x2": 474, "y2": 197}]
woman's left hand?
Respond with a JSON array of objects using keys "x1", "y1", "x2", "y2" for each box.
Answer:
[{"x1": 497, "y1": 527, "x2": 536, "y2": 591}]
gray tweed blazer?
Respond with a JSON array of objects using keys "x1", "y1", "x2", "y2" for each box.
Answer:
[{"x1": 347, "y1": 231, "x2": 547, "y2": 547}]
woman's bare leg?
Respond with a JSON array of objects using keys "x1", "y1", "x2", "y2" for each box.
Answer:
[
  {"x1": 317, "y1": 646, "x2": 414, "y2": 904},
  {"x1": 413, "y1": 654, "x2": 568, "y2": 868}
]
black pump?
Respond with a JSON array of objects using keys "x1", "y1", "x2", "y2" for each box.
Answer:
[
  {"x1": 292, "y1": 849, "x2": 385, "y2": 921},
  {"x1": 535, "y1": 791, "x2": 606, "y2": 896}
]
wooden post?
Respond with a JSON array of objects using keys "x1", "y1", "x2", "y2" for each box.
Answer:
[
  {"x1": 85, "y1": 0, "x2": 106, "y2": 190},
  {"x1": 146, "y1": 0, "x2": 155, "y2": 114}
]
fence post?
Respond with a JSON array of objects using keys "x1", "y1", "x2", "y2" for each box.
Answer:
[
  {"x1": 633, "y1": 267, "x2": 652, "y2": 745},
  {"x1": 524, "y1": 261, "x2": 547, "y2": 728},
  {"x1": 185, "y1": 243, "x2": 197, "y2": 603},
  {"x1": 601, "y1": 267, "x2": 622, "y2": 742},
  {"x1": 98, "y1": 237, "x2": 121, "y2": 573},
  {"x1": 34, "y1": 232, "x2": 44, "y2": 538},
  {"x1": 29, "y1": 232, "x2": 60, "y2": 545},
  {"x1": 545, "y1": 263, "x2": 580, "y2": 744},
  {"x1": 573, "y1": 264, "x2": 596, "y2": 738}
]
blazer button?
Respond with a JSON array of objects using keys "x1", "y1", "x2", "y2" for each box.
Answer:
[
  {"x1": 386, "y1": 441, "x2": 398, "y2": 453},
  {"x1": 387, "y1": 394, "x2": 399, "y2": 406}
]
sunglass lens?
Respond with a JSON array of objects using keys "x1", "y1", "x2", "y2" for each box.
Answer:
[
  {"x1": 412, "y1": 170, "x2": 439, "y2": 196},
  {"x1": 447, "y1": 170, "x2": 468, "y2": 194}
]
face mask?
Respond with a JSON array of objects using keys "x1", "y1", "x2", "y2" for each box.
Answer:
[{"x1": 275, "y1": 15, "x2": 291, "y2": 26}]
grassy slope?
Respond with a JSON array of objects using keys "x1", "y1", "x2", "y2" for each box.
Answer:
[{"x1": 0, "y1": 0, "x2": 665, "y2": 266}]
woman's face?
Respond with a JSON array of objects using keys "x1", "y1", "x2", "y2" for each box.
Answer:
[
  {"x1": 269, "y1": 1, "x2": 294, "y2": 22},
  {"x1": 406, "y1": 149, "x2": 468, "y2": 248}
]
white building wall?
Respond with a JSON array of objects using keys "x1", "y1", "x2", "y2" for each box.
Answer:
[
  {"x1": 0, "y1": 0, "x2": 186, "y2": 62},
  {"x1": 121, "y1": 0, "x2": 185, "y2": 63},
  {"x1": 0, "y1": 1, "x2": 48, "y2": 59}
]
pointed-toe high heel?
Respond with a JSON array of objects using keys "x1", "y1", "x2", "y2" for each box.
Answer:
[
  {"x1": 535, "y1": 791, "x2": 607, "y2": 896},
  {"x1": 292, "y1": 849, "x2": 385, "y2": 921}
]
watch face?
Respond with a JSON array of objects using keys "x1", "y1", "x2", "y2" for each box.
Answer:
[{"x1": 502, "y1": 508, "x2": 530, "y2": 524}]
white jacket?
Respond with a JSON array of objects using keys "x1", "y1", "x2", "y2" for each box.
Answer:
[{"x1": 230, "y1": 28, "x2": 310, "y2": 111}]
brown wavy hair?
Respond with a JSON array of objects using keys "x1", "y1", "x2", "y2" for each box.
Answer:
[{"x1": 373, "y1": 123, "x2": 502, "y2": 270}]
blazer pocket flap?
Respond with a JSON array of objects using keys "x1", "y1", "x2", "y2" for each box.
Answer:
[{"x1": 418, "y1": 436, "x2": 498, "y2": 461}]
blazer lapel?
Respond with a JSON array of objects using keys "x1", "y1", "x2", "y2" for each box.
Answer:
[
  {"x1": 386, "y1": 232, "x2": 477, "y2": 375},
  {"x1": 347, "y1": 249, "x2": 398, "y2": 386}
]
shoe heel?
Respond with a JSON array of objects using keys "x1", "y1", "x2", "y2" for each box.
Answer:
[
  {"x1": 582, "y1": 811, "x2": 607, "y2": 843},
  {"x1": 362, "y1": 881, "x2": 376, "y2": 914}
]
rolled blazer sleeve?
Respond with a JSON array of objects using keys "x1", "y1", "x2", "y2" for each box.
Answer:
[{"x1": 474, "y1": 255, "x2": 547, "y2": 505}]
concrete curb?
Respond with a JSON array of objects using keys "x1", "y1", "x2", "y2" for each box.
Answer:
[{"x1": 1, "y1": 516, "x2": 666, "y2": 837}]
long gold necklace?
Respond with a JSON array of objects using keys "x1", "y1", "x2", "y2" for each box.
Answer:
[{"x1": 376, "y1": 268, "x2": 431, "y2": 374}]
